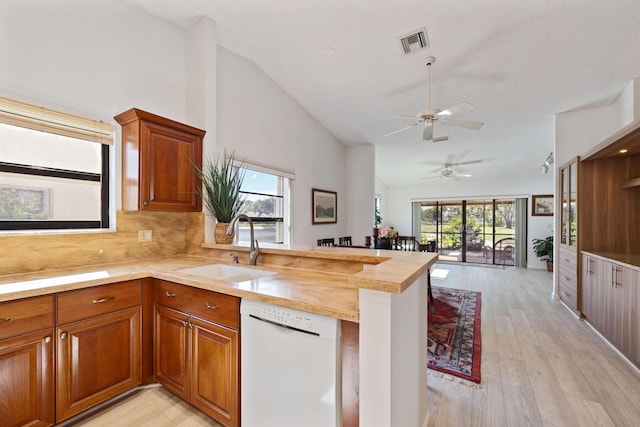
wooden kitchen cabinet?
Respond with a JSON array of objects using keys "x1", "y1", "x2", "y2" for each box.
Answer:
[
  {"x1": 115, "y1": 108, "x2": 205, "y2": 212},
  {"x1": 0, "y1": 296, "x2": 55, "y2": 427},
  {"x1": 603, "y1": 259, "x2": 638, "y2": 363},
  {"x1": 55, "y1": 281, "x2": 142, "y2": 422},
  {"x1": 557, "y1": 158, "x2": 580, "y2": 315},
  {"x1": 581, "y1": 253, "x2": 602, "y2": 329},
  {"x1": 154, "y1": 280, "x2": 239, "y2": 427},
  {"x1": 581, "y1": 253, "x2": 640, "y2": 367}
]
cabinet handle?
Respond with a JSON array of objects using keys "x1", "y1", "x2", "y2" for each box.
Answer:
[
  {"x1": 205, "y1": 302, "x2": 219, "y2": 310},
  {"x1": 188, "y1": 321, "x2": 193, "y2": 329},
  {"x1": 60, "y1": 332, "x2": 68, "y2": 340},
  {"x1": 0, "y1": 317, "x2": 10, "y2": 323},
  {"x1": 561, "y1": 291, "x2": 570, "y2": 297},
  {"x1": 44, "y1": 336, "x2": 51, "y2": 344},
  {"x1": 181, "y1": 321, "x2": 187, "y2": 327},
  {"x1": 562, "y1": 258, "x2": 570, "y2": 262},
  {"x1": 143, "y1": 200, "x2": 148, "y2": 206},
  {"x1": 562, "y1": 276, "x2": 570, "y2": 281},
  {"x1": 92, "y1": 295, "x2": 115, "y2": 304},
  {"x1": 165, "y1": 291, "x2": 176, "y2": 298}
]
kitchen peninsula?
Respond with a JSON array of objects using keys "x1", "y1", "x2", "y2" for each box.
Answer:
[{"x1": 0, "y1": 244, "x2": 436, "y2": 427}]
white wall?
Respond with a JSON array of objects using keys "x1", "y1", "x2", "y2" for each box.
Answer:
[
  {"x1": 1, "y1": 2, "x2": 363, "y2": 247},
  {"x1": 346, "y1": 145, "x2": 375, "y2": 246},
  {"x1": 216, "y1": 46, "x2": 349, "y2": 245}
]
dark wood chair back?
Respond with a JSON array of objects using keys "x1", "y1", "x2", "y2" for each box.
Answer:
[
  {"x1": 338, "y1": 236, "x2": 352, "y2": 246},
  {"x1": 317, "y1": 238, "x2": 335, "y2": 247}
]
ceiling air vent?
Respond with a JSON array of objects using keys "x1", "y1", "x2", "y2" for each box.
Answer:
[{"x1": 399, "y1": 28, "x2": 429, "y2": 54}]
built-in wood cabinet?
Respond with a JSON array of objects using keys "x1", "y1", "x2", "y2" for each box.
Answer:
[
  {"x1": 115, "y1": 108, "x2": 205, "y2": 212},
  {"x1": 557, "y1": 158, "x2": 580, "y2": 314},
  {"x1": 581, "y1": 253, "x2": 640, "y2": 368},
  {"x1": 154, "y1": 280, "x2": 239, "y2": 427},
  {"x1": 55, "y1": 281, "x2": 142, "y2": 421},
  {"x1": 0, "y1": 296, "x2": 55, "y2": 427}
]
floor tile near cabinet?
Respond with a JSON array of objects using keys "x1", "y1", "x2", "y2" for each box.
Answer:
[{"x1": 76, "y1": 386, "x2": 221, "y2": 426}]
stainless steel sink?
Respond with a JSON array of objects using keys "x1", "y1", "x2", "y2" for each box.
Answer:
[{"x1": 176, "y1": 264, "x2": 277, "y2": 282}]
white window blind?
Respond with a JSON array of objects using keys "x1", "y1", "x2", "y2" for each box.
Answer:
[{"x1": 0, "y1": 96, "x2": 114, "y2": 145}]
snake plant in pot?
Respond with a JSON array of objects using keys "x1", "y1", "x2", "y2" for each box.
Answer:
[
  {"x1": 532, "y1": 235, "x2": 554, "y2": 272},
  {"x1": 193, "y1": 150, "x2": 246, "y2": 244}
]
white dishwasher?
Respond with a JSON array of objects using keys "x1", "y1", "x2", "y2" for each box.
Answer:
[{"x1": 240, "y1": 299, "x2": 341, "y2": 427}]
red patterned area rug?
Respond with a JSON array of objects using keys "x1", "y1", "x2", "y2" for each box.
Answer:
[{"x1": 428, "y1": 286, "x2": 482, "y2": 385}]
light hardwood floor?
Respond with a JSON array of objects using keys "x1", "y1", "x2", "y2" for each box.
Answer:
[
  {"x1": 75, "y1": 386, "x2": 222, "y2": 426},
  {"x1": 428, "y1": 263, "x2": 640, "y2": 427},
  {"x1": 77, "y1": 263, "x2": 640, "y2": 426}
]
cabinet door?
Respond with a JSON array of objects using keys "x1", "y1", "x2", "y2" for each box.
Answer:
[
  {"x1": 154, "y1": 304, "x2": 189, "y2": 400},
  {"x1": 581, "y1": 255, "x2": 602, "y2": 326},
  {"x1": 610, "y1": 263, "x2": 638, "y2": 360},
  {"x1": 56, "y1": 307, "x2": 141, "y2": 421},
  {"x1": 0, "y1": 329, "x2": 54, "y2": 427},
  {"x1": 190, "y1": 316, "x2": 239, "y2": 427},
  {"x1": 139, "y1": 120, "x2": 202, "y2": 212}
]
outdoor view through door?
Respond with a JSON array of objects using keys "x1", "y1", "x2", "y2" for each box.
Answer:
[{"x1": 419, "y1": 199, "x2": 517, "y2": 265}]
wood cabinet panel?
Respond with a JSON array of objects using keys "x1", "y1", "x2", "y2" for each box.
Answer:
[
  {"x1": 582, "y1": 254, "x2": 640, "y2": 367},
  {"x1": 154, "y1": 280, "x2": 239, "y2": 329},
  {"x1": 57, "y1": 280, "x2": 141, "y2": 325},
  {"x1": 154, "y1": 280, "x2": 240, "y2": 427},
  {"x1": 115, "y1": 108, "x2": 204, "y2": 212},
  {"x1": 56, "y1": 307, "x2": 141, "y2": 421},
  {"x1": 581, "y1": 254, "x2": 602, "y2": 327},
  {"x1": 153, "y1": 304, "x2": 189, "y2": 400},
  {"x1": 579, "y1": 156, "x2": 640, "y2": 253},
  {"x1": 0, "y1": 329, "x2": 54, "y2": 427},
  {"x1": 0, "y1": 295, "x2": 53, "y2": 340},
  {"x1": 190, "y1": 316, "x2": 238, "y2": 427}
]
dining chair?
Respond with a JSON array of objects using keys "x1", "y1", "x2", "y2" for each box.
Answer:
[
  {"x1": 317, "y1": 238, "x2": 335, "y2": 247},
  {"x1": 338, "y1": 236, "x2": 352, "y2": 246},
  {"x1": 396, "y1": 236, "x2": 417, "y2": 251}
]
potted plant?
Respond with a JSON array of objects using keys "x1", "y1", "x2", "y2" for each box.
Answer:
[
  {"x1": 532, "y1": 235, "x2": 554, "y2": 272},
  {"x1": 193, "y1": 150, "x2": 246, "y2": 244}
]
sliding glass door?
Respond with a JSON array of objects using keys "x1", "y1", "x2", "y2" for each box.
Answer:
[{"x1": 418, "y1": 199, "x2": 518, "y2": 265}]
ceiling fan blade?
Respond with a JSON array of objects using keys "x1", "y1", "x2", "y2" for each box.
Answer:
[
  {"x1": 433, "y1": 136, "x2": 449, "y2": 143},
  {"x1": 393, "y1": 114, "x2": 421, "y2": 121},
  {"x1": 440, "y1": 118, "x2": 484, "y2": 130},
  {"x1": 423, "y1": 126, "x2": 433, "y2": 142},
  {"x1": 450, "y1": 159, "x2": 482, "y2": 166},
  {"x1": 437, "y1": 102, "x2": 474, "y2": 117},
  {"x1": 421, "y1": 175, "x2": 442, "y2": 180},
  {"x1": 379, "y1": 123, "x2": 419, "y2": 138}
]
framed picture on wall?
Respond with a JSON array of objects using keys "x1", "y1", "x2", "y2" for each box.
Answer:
[
  {"x1": 532, "y1": 194, "x2": 553, "y2": 216},
  {"x1": 312, "y1": 188, "x2": 337, "y2": 224}
]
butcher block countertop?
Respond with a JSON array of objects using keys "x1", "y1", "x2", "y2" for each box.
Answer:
[{"x1": 0, "y1": 244, "x2": 438, "y2": 322}]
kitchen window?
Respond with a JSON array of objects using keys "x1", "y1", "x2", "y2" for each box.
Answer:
[
  {"x1": 0, "y1": 97, "x2": 113, "y2": 231},
  {"x1": 234, "y1": 162, "x2": 292, "y2": 245}
]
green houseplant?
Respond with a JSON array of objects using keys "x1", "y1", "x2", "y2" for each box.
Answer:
[
  {"x1": 532, "y1": 235, "x2": 554, "y2": 272},
  {"x1": 193, "y1": 150, "x2": 246, "y2": 243}
]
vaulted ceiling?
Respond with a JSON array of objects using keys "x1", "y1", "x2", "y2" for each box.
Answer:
[{"x1": 123, "y1": 0, "x2": 640, "y2": 187}]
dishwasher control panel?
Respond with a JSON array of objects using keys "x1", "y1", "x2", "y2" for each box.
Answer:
[{"x1": 241, "y1": 299, "x2": 338, "y2": 340}]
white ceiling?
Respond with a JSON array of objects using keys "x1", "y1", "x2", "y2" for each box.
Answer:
[{"x1": 122, "y1": 0, "x2": 640, "y2": 188}]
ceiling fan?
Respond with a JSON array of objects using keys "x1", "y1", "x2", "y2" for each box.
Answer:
[
  {"x1": 380, "y1": 56, "x2": 484, "y2": 142},
  {"x1": 422, "y1": 160, "x2": 481, "y2": 181}
]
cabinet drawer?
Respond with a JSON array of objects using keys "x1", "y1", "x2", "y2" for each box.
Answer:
[
  {"x1": 0, "y1": 295, "x2": 54, "y2": 340},
  {"x1": 57, "y1": 280, "x2": 141, "y2": 324},
  {"x1": 559, "y1": 280, "x2": 578, "y2": 311},
  {"x1": 559, "y1": 247, "x2": 577, "y2": 266},
  {"x1": 154, "y1": 280, "x2": 239, "y2": 329}
]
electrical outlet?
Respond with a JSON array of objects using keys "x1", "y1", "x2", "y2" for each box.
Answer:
[{"x1": 138, "y1": 230, "x2": 152, "y2": 242}]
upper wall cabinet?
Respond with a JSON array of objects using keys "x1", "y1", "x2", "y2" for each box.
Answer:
[{"x1": 115, "y1": 108, "x2": 205, "y2": 212}]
